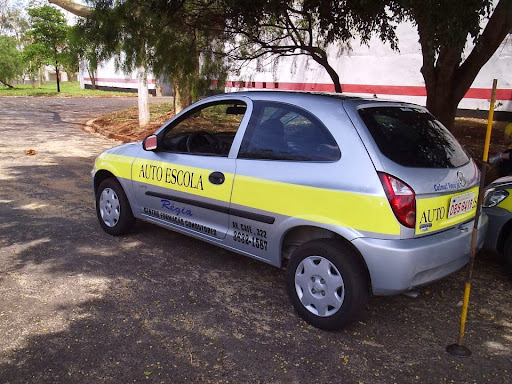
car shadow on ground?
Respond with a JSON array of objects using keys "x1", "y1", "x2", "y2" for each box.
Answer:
[{"x1": 1, "y1": 156, "x2": 511, "y2": 383}]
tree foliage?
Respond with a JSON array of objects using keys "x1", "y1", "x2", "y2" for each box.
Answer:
[
  {"x1": 74, "y1": 0, "x2": 228, "y2": 111},
  {"x1": 48, "y1": 0, "x2": 512, "y2": 129},
  {"x1": 0, "y1": 2, "x2": 29, "y2": 44},
  {"x1": 222, "y1": 0, "x2": 397, "y2": 92},
  {"x1": 59, "y1": 41, "x2": 80, "y2": 81},
  {"x1": 222, "y1": 0, "x2": 511, "y2": 128},
  {"x1": 0, "y1": 35, "x2": 22, "y2": 87},
  {"x1": 1, "y1": 1, "x2": 28, "y2": 85},
  {"x1": 21, "y1": 40, "x2": 47, "y2": 85},
  {"x1": 27, "y1": 5, "x2": 69, "y2": 91},
  {"x1": 67, "y1": 24, "x2": 102, "y2": 88},
  {"x1": 390, "y1": 0, "x2": 512, "y2": 130}
]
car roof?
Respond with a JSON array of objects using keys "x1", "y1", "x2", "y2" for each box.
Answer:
[
  {"x1": 223, "y1": 90, "x2": 369, "y2": 102},
  {"x1": 216, "y1": 90, "x2": 425, "y2": 110}
]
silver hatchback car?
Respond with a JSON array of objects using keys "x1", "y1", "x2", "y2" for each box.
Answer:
[{"x1": 92, "y1": 91, "x2": 487, "y2": 330}]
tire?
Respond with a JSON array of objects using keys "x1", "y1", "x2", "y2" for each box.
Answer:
[
  {"x1": 503, "y1": 234, "x2": 512, "y2": 271},
  {"x1": 96, "y1": 178, "x2": 135, "y2": 236},
  {"x1": 286, "y1": 239, "x2": 369, "y2": 330}
]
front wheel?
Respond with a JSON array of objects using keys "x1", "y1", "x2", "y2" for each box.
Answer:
[
  {"x1": 96, "y1": 178, "x2": 135, "y2": 236},
  {"x1": 286, "y1": 239, "x2": 369, "y2": 330}
]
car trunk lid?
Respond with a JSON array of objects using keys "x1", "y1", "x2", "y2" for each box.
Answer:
[{"x1": 345, "y1": 101, "x2": 480, "y2": 237}]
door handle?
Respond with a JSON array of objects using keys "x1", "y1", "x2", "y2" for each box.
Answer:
[{"x1": 209, "y1": 171, "x2": 225, "y2": 185}]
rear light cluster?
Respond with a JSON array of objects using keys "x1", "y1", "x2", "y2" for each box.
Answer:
[{"x1": 378, "y1": 173, "x2": 416, "y2": 228}]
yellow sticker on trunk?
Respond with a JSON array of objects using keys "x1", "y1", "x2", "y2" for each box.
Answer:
[{"x1": 416, "y1": 186, "x2": 478, "y2": 234}]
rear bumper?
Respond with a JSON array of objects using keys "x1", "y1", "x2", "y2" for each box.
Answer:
[{"x1": 352, "y1": 214, "x2": 488, "y2": 295}]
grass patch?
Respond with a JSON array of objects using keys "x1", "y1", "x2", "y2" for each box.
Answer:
[{"x1": 0, "y1": 81, "x2": 135, "y2": 97}]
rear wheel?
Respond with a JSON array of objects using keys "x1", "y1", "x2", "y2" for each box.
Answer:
[
  {"x1": 286, "y1": 239, "x2": 369, "y2": 330},
  {"x1": 96, "y1": 178, "x2": 135, "y2": 236}
]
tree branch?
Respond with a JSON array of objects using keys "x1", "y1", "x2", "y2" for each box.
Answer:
[
  {"x1": 455, "y1": 0, "x2": 512, "y2": 100},
  {"x1": 48, "y1": 0, "x2": 93, "y2": 18}
]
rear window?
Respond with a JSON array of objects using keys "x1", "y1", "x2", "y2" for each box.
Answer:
[{"x1": 358, "y1": 106, "x2": 469, "y2": 168}]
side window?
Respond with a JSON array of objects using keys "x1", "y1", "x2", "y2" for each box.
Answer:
[
  {"x1": 238, "y1": 102, "x2": 340, "y2": 161},
  {"x1": 161, "y1": 101, "x2": 247, "y2": 156}
]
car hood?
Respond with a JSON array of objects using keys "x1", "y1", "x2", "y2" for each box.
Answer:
[{"x1": 101, "y1": 142, "x2": 142, "y2": 157}]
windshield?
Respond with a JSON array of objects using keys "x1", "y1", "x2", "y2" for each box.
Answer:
[{"x1": 358, "y1": 106, "x2": 470, "y2": 168}]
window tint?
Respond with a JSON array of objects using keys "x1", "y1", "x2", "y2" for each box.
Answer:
[
  {"x1": 358, "y1": 107, "x2": 469, "y2": 168},
  {"x1": 161, "y1": 101, "x2": 246, "y2": 156},
  {"x1": 239, "y1": 102, "x2": 340, "y2": 161}
]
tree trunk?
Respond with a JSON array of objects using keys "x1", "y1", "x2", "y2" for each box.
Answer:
[
  {"x1": 419, "y1": 46, "x2": 462, "y2": 130},
  {"x1": 87, "y1": 66, "x2": 97, "y2": 89},
  {"x1": 173, "y1": 82, "x2": 185, "y2": 114},
  {"x1": 323, "y1": 62, "x2": 342, "y2": 93},
  {"x1": 310, "y1": 51, "x2": 342, "y2": 93},
  {"x1": 424, "y1": 81, "x2": 458, "y2": 130},
  {"x1": 0, "y1": 79, "x2": 14, "y2": 88},
  {"x1": 137, "y1": 65, "x2": 150, "y2": 128},
  {"x1": 56, "y1": 61, "x2": 61, "y2": 93},
  {"x1": 416, "y1": 0, "x2": 512, "y2": 131},
  {"x1": 173, "y1": 75, "x2": 192, "y2": 114}
]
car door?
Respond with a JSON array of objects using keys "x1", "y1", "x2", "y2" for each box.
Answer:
[
  {"x1": 228, "y1": 100, "x2": 343, "y2": 265},
  {"x1": 131, "y1": 97, "x2": 250, "y2": 240}
]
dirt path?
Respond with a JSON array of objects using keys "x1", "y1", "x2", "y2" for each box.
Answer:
[{"x1": 0, "y1": 97, "x2": 511, "y2": 383}]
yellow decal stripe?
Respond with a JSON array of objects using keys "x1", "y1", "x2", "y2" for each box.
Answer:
[
  {"x1": 131, "y1": 158, "x2": 234, "y2": 201},
  {"x1": 231, "y1": 175, "x2": 401, "y2": 235},
  {"x1": 415, "y1": 186, "x2": 479, "y2": 234},
  {"x1": 97, "y1": 154, "x2": 401, "y2": 235},
  {"x1": 95, "y1": 153, "x2": 133, "y2": 179},
  {"x1": 96, "y1": 154, "x2": 234, "y2": 201}
]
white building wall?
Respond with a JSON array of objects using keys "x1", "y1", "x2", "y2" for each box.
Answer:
[
  {"x1": 82, "y1": 59, "x2": 157, "y2": 92},
  {"x1": 44, "y1": 65, "x2": 73, "y2": 82},
  {"x1": 227, "y1": 21, "x2": 512, "y2": 114},
  {"x1": 82, "y1": 20, "x2": 511, "y2": 114}
]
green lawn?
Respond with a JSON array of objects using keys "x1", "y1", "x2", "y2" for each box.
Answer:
[{"x1": 0, "y1": 81, "x2": 135, "y2": 97}]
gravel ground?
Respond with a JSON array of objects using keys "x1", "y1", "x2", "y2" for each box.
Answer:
[{"x1": 0, "y1": 97, "x2": 511, "y2": 383}]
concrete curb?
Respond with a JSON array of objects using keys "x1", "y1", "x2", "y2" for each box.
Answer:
[{"x1": 83, "y1": 117, "x2": 133, "y2": 143}]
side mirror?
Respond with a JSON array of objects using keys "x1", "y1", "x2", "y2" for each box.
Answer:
[{"x1": 143, "y1": 134, "x2": 158, "y2": 151}]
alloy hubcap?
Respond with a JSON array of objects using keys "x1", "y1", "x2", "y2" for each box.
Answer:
[
  {"x1": 99, "y1": 187, "x2": 120, "y2": 227},
  {"x1": 295, "y1": 256, "x2": 345, "y2": 317}
]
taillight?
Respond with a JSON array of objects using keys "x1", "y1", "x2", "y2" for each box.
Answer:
[{"x1": 378, "y1": 173, "x2": 416, "y2": 228}]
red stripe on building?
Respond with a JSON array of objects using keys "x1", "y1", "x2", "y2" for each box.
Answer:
[
  {"x1": 465, "y1": 87, "x2": 512, "y2": 100},
  {"x1": 224, "y1": 81, "x2": 512, "y2": 100},
  {"x1": 83, "y1": 77, "x2": 511, "y2": 100},
  {"x1": 84, "y1": 77, "x2": 157, "y2": 85}
]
